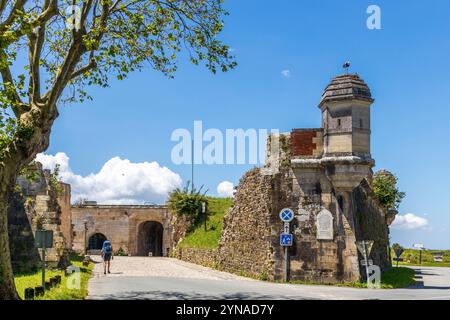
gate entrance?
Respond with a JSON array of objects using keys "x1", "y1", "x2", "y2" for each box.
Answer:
[{"x1": 137, "y1": 221, "x2": 163, "y2": 256}]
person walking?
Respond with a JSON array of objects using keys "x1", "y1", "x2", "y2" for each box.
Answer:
[{"x1": 101, "y1": 239, "x2": 114, "y2": 274}]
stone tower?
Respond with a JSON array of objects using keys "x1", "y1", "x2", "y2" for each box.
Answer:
[
  {"x1": 219, "y1": 72, "x2": 392, "y2": 283},
  {"x1": 320, "y1": 74, "x2": 374, "y2": 159}
]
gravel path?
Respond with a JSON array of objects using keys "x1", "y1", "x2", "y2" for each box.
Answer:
[{"x1": 90, "y1": 255, "x2": 254, "y2": 281}]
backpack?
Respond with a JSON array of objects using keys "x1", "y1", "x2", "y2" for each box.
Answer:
[{"x1": 103, "y1": 241, "x2": 112, "y2": 254}]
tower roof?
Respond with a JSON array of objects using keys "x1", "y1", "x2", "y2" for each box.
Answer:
[{"x1": 319, "y1": 74, "x2": 373, "y2": 107}]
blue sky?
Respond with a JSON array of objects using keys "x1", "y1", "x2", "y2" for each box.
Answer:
[{"x1": 40, "y1": 0, "x2": 450, "y2": 249}]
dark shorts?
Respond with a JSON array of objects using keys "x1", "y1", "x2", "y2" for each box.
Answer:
[{"x1": 103, "y1": 253, "x2": 112, "y2": 261}]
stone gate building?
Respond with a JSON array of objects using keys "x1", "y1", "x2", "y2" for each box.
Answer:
[{"x1": 71, "y1": 204, "x2": 171, "y2": 257}]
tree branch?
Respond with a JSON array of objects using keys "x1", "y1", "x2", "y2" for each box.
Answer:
[
  {"x1": 69, "y1": 56, "x2": 97, "y2": 80},
  {"x1": 28, "y1": 0, "x2": 58, "y2": 103},
  {"x1": 0, "y1": 0, "x2": 27, "y2": 32}
]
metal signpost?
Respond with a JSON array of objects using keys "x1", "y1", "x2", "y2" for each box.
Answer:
[
  {"x1": 356, "y1": 240, "x2": 374, "y2": 285},
  {"x1": 35, "y1": 230, "x2": 54, "y2": 289},
  {"x1": 202, "y1": 201, "x2": 207, "y2": 232},
  {"x1": 279, "y1": 208, "x2": 294, "y2": 282},
  {"x1": 393, "y1": 247, "x2": 404, "y2": 267},
  {"x1": 413, "y1": 243, "x2": 425, "y2": 264}
]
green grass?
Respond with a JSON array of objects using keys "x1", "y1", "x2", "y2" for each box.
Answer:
[
  {"x1": 392, "y1": 248, "x2": 450, "y2": 267},
  {"x1": 178, "y1": 197, "x2": 233, "y2": 249},
  {"x1": 379, "y1": 267, "x2": 417, "y2": 288},
  {"x1": 286, "y1": 267, "x2": 416, "y2": 289},
  {"x1": 14, "y1": 252, "x2": 93, "y2": 300}
]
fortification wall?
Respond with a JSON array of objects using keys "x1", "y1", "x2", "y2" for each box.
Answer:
[{"x1": 8, "y1": 162, "x2": 69, "y2": 271}]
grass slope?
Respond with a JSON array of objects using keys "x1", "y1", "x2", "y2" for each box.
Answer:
[
  {"x1": 178, "y1": 197, "x2": 233, "y2": 249},
  {"x1": 392, "y1": 249, "x2": 450, "y2": 267},
  {"x1": 14, "y1": 253, "x2": 93, "y2": 300}
]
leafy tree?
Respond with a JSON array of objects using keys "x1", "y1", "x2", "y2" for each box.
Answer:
[
  {"x1": 372, "y1": 170, "x2": 405, "y2": 210},
  {"x1": 0, "y1": 0, "x2": 235, "y2": 299},
  {"x1": 168, "y1": 181, "x2": 207, "y2": 222}
]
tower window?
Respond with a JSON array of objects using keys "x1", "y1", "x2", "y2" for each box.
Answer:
[
  {"x1": 337, "y1": 119, "x2": 341, "y2": 127},
  {"x1": 360, "y1": 119, "x2": 363, "y2": 128}
]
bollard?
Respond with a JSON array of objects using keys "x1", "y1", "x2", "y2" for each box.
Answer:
[
  {"x1": 24, "y1": 288, "x2": 35, "y2": 300},
  {"x1": 35, "y1": 286, "x2": 44, "y2": 296},
  {"x1": 50, "y1": 277, "x2": 57, "y2": 287},
  {"x1": 44, "y1": 281, "x2": 51, "y2": 290}
]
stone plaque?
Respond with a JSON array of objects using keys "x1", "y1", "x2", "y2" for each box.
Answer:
[{"x1": 316, "y1": 209, "x2": 333, "y2": 240}]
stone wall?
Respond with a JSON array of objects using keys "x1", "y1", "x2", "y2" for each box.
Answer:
[
  {"x1": 175, "y1": 248, "x2": 218, "y2": 269},
  {"x1": 7, "y1": 191, "x2": 40, "y2": 274},
  {"x1": 216, "y1": 168, "x2": 277, "y2": 279},
  {"x1": 9, "y1": 162, "x2": 69, "y2": 271},
  {"x1": 58, "y1": 183, "x2": 72, "y2": 249}
]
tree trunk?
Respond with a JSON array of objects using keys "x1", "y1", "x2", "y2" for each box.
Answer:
[
  {"x1": 0, "y1": 185, "x2": 19, "y2": 300},
  {"x1": 0, "y1": 102, "x2": 58, "y2": 300}
]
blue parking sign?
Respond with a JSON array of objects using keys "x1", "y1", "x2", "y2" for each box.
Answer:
[
  {"x1": 280, "y1": 234, "x2": 293, "y2": 247},
  {"x1": 279, "y1": 208, "x2": 294, "y2": 222}
]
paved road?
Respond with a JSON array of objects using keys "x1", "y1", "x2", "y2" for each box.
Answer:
[{"x1": 87, "y1": 256, "x2": 450, "y2": 300}]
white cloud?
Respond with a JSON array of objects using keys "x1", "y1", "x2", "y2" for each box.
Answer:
[
  {"x1": 281, "y1": 69, "x2": 291, "y2": 78},
  {"x1": 391, "y1": 213, "x2": 430, "y2": 230},
  {"x1": 36, "y1": 152, "x2": 182, "y2": 205},
  {"x1": 217, "y1": 181, "x2": 235, "y2": 198}
]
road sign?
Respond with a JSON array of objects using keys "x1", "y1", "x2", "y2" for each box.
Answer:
[
  {"x1": 360, "y1": 259, "x2": 374, "y2": 266},
  {"x1": 279, "y1": 208, "x2": 294, "y2": 222},
  {"x1": 280, "y1": 234, "x2": 293, "y2": 247},
  {"x1": 393, "y1": 247, "x2": 404, "y2": 258},
  {"x1": 283, "y1": 222, "x2": 290, "y2": 234},
  {"x1": 35, "y1": 230, "x2": 53, "y2": 249},
  {"x1": 356, "y1": 240, "x2": 374, "y2": 256},
  {"x1": 413, "y1": 243, "x2": 425, "y2": 250}
]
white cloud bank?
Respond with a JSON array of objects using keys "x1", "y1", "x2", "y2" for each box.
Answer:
[
  {"x1": 36, "y1": 152, "x2": 182, "y2": 204},
  {"x1": 217, "y1": 181, "x2": 235, "y2": 198},
  {"x1": 391, "y1": 213, "x2": 430, "y2": 230}
]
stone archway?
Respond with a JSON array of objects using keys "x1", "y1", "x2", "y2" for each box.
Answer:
[
  {"x1": 88, "y1": 233, "x2": 107, "y2": 250},
  {"x1": 137, "y1": 221, "x2": 163, "y2": 256}
]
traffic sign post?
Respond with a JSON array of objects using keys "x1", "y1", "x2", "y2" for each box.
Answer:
[
  {"x1": 201, "y1": 201, "x2": 207, "y2": 232},
  {"x1": 279, "y1": 208, "x2": 294, "y2": 282},
  {"x1": 413, "y1": 244, "x2": 425, "y2": 265},
  {"x1": 283, "y1": 222, "x2": 290, "y2": 234},
  {"x1": 279, "y1": 208, "x2": 294, "y2": 223},
  {"x1": 393, "y1": 247, "x2": 404, "y2": 268},
  {"x1": 35, "y1": 230, "x2": 53, "y2": 289},
  {"x1": 356, "y1": 240, "x2": 374, "y2": 285}
]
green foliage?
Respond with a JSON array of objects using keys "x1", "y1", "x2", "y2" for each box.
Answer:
[
  {"x1": 372, "y1": 171, "x2": 405, "y2": 209},
  {"x1": 18, "y1": 162, "x2": 40, "y2": 182},
  {"x1": 168, "y1": 182, "x2": 208, "y2": 220},
  {"x1": 14, "y1": 252, "x2": 93, "y2": 300},
  {"x1": 0, "y1": 0, "x2": 236, "y2": 165},
  {"x1": 49, "y1": 164, "x2": 63, "y2": 195},
  {"x1": 115, "y1": 247, "x2": 127, "y2": 256},
  {"x1": 391, "y1": 248, "x2": 450, "y2": 267},
  {"x1": 178, "y1": 197, "x2": 232, "y2": 249}
]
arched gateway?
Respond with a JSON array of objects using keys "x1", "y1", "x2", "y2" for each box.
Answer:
[
  {"x1": 70, "y1": 204, "x2": 171, "y2": 256},
  {"x1": 88, "y1": 233, "x2": 107, "y2": 250},
  {"x1": 137, "y1": 221, "x2": 164, "y2": 256}
]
